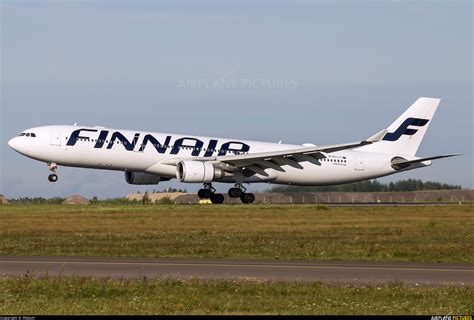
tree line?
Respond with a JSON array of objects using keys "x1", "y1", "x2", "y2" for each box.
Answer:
[
  {"x1": 267, "y1": 179, "x2": 462, "y2": 193},
  {"x1": 5, "y1": 179, "x2": 463, "y2": 204}
]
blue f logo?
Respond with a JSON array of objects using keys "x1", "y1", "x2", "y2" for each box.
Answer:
[{"x1": 383, "y1": 117, "x2": 429, "y2": 141}]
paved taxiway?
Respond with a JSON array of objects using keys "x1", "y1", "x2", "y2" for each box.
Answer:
[{"x1": 1, "y1": 257, "x2": 473, "y2": 286}]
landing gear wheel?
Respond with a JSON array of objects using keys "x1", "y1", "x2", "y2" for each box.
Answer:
[
  {"x1": 199, "y1": 183, "x2": 215, "y2": 199},
  {"x1": 47, "y1": 162, "x2": 58, "y2": 183},
  {"x1": 228, "y1": 187, "x2": 242, "y2": 198},
  {"x1": 240, "y1": 193, "x2": 255, "y2": 204},
  {"x1": 198, "y1": 189, "x2": 212, "y2": 199},
  {"x1": 210, "y1": 193, "x2": 224, "y2": 204}
]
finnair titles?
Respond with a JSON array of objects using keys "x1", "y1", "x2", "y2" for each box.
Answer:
[
  {"x1": 66, "y1": 129, "x2": 251, "y2": 157},
  {"x1": 8, "y1": 97, "x2": 460, "y2": 204}
]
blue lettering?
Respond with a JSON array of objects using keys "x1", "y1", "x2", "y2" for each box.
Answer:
[
  {"x1": 218, "y1": 141, "x2": 250, "y2": 156},
  {"x1": 171, "y1": 137, "x2": 204, "y2": 156},
  {"x1": 94, "y1": 130, "x2": 109, "y2": 148},
  {"x1": 139, "y1": 134, "x2": 171, "y2": 153},
  {"x1": 204, "y1": 139, "x2": 218, "y2": 157},
  {"x1": 107, "y1": 132, "x2": 140, "y2": 151},
  {"x1": 66, "y1": 129, "x2": 98, "y2": 146},
  {"x1": 383, "y1": 118, "x2": 429, "y2": 142}
]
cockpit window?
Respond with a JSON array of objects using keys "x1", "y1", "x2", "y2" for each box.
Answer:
[{"x1": 19, "y1": 132, "x2": 37, "y2": 137}]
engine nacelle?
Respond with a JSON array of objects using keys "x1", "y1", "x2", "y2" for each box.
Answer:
[
  {"x1": 176, "y1": 161, "x2": 224, "y2": 183},
  {"x1": 125, "y1": 171, "x2": 162, "y2": 185}
]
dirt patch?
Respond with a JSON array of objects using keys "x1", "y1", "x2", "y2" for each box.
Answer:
[
  {"x1": 0, "y1": 195, "x2": 9, "y2": 205},
  {"x1": 63, "y1": 195, "x2": 90, "y2": 205},
  {"x1": 127, "y1": 192, "x2": 187, "y2": 203}
]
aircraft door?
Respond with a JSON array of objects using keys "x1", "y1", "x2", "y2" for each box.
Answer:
[
  {"x1": 51, "y1": 127, "x2": 62, "y2": 146},
  {"x1": 354, "y1": 154, "x2": 364, "y2": 171}
]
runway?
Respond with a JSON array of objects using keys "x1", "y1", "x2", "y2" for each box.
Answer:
[{"x1": 1, "y1": 256, "x2": 473, "y2": 286}]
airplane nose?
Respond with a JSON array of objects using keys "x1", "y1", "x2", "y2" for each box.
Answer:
[
  {"x1": 8, "y1": 136, "x2": 29, "y2": 155},
  {"x1": 8, "y1": 136, "x2": 32, "y2": 156},
  {"x1": 8, "y1": 137, "x2": 19, "y2": 150}
]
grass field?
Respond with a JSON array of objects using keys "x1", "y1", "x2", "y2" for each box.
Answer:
[
  {"x1": 1, "y1": 276, "x2": 472, "y2": 315},
  {"x1": 0, "y1": 204, "x2": 473, "y2": 263}
]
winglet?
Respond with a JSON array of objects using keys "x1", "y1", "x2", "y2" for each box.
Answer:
[{"x1": 366, "y1": 129, "x2": 388, "y2": 143}]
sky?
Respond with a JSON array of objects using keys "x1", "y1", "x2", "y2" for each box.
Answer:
[{"x1": 0, "y1": 0, "x2": 472, "y2": 199}]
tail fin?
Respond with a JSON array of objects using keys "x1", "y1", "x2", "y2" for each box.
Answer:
[{"x1": 358, "y1": 97, "x2": 440, "y2": 156}]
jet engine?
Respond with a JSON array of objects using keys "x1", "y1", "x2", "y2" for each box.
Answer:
[
  {"x1": 125, "y1": 171, "x2": 162, "y2": 185},
  {"x1": 176, "y1": 161, "x2": 224, "y2": 183}
]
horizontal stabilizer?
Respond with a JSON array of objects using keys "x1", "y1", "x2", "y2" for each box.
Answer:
[{"x1": 391, "y1": 153, "x2": 461, "y2": 170}]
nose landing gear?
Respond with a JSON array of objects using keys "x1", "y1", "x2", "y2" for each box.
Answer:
[{"x1": 47, "y1": 162, "x2": 58, "y2": 182}]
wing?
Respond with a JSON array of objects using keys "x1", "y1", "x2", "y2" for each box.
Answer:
[
  {"x1": 159, "y1": 129, "x2": 387, "y2": 176},
  {"x1": 209, "y1": 129, "x2": 388, "y2": 175}
]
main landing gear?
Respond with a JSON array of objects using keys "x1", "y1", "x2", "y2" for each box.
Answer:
[
  {"x1": 47, "y1": 162, "x2": 58, "y2": 182},
  {"x1": 198, "y1": 183, "x2": 224, "y2": 204},
  {"x1": 198, "y1": 183, "x2": 255, "y2": 204},
  {"x1": 228, "y1": 184, "x2": 255, "y2": 204}
]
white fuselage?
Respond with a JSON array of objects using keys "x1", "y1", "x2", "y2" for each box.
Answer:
[{"x1": 8, "y1": 125, "x2": 402, "y2": 186}]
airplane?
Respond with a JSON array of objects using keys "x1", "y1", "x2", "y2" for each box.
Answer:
[{"x1": 8, "y1": 97, "x2": 460, "y2": 204}]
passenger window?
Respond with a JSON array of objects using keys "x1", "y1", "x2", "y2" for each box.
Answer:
[{"x1": 31, "y1": 133, "x2": 36, "y2": 137}]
